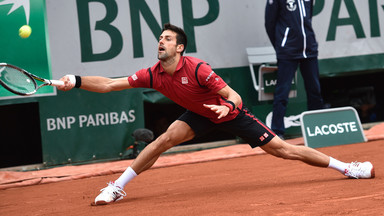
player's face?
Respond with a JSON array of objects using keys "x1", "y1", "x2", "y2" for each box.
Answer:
[{"x1": 157, "y1": 30, "x2": 180, "y2": 61}]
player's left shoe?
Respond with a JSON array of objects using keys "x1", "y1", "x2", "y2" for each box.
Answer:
[
  {"x1": 92, "y1": 182, "x2": 126, "y2": 205},
  {"x1": 344, "y1": 161, "x2": 375, "y2": 179}
]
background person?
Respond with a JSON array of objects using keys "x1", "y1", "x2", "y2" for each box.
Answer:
[{"x1": 265, "y1": 0, "x2": 324, "y2": 138}]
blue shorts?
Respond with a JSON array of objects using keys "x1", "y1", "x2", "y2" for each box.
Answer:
[{"x1": 178, "y1": 106, "x2": 276, "y2": 148}]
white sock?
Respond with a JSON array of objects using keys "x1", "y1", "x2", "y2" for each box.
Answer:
[
  {"x1": 328, "y1": 157, "x2": 349, "y2": 174},
  {"x1": 114, "y1": 167, "x2": 137, "y2": 189}
]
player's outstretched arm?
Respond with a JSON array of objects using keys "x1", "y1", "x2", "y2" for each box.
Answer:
[{"x1": 58, "y1": 75, "x2": 133, "y2": 93}]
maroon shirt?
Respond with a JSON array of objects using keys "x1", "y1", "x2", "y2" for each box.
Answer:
[{"x1": 128, "y1": 56, "x2": 242, "y2": 123}]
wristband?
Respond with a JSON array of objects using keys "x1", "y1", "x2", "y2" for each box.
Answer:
[
  {"x1": 74, "y1": 75, "x2": 82, "y2": 88},
  {"x1": 66, "y1": 75, "x2": 82, "y2": 88},
  {"x1": 223, "y1": 100, "x2": 236, "y2": 112}
]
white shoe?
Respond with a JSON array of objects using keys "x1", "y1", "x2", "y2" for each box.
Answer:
[
  {"x1": 344, "y1": 161, "x2": 375, "y2": 179},
  {"x1": 93, "y1": 182, "x2": 127, "y2": 205}
]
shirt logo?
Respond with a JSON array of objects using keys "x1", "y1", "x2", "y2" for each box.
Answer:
[
  {"x1": 259, "y1": 133, "x2": 269, "y2": 142},
  {"x1": 286, "y1": 0, "x2": 296, "y2": 11},
  {"x1": 132, "y1": 74, "x2": 138, "y2": 81},
  {"x1": 181, "y1": 77, "x2": 188, "y2": 84},
  {"x1": 206, "y1": 71, "x2": 215, "y2": 82},
  {"x1": 259, "y1": 136, "x2": 265, "y2": 142}
]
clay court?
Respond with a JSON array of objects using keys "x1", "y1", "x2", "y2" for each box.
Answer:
[{"x1": 0, "y1": 124, "x2": 383, "y2": 216}]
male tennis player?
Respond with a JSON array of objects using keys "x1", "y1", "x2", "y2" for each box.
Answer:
[{"x1": 58, "y1": 23, "x2": 374, "y2": 205}]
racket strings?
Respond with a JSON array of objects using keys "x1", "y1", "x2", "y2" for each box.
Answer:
[{"x1": 0, "y1": 66, "x2": 36, "y2": 94}]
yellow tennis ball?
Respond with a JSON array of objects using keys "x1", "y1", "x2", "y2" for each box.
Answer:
[{"x1": 19, "y1": 25, "x2": 32, "y2": 38}]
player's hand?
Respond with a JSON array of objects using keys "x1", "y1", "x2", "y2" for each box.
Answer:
[
  {"x1": 203, "y1": 104, "x2": 230, "y2": 119},
  {"x1": 57, "y1": 75, "x2": 75, "y2": 91}
]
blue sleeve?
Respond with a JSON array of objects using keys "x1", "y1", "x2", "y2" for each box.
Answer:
[{"x1": 264, "y1": 0, "x2": 278, "y2": 47}]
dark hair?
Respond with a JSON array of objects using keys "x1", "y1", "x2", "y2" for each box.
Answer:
[{"x1": 161, "y1": 23, "x2": 187, "y2": 56}]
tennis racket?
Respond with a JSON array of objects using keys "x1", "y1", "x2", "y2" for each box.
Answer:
[{"x1": 0, "y1": 63, "x2": 64, "y2": 96}]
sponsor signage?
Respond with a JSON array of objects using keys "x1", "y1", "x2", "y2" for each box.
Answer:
[
  {"x1": 263, "y1": 71, "x2": 296, "y2": 93},
  {"x1": 301, "y1": 107, "x2": 366, "y2": 148},
  {"x1": 38, "y1": 89, "x2": 144, "y2": 166},
  {"x1": 44, "y1": 0, "x2": 384, "y2": 79}
]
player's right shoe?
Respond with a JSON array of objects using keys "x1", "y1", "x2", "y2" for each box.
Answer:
[
  {"x1": 92, "y1": 182, "x2": 127, "y2": 205},
  {"x1": 344, "y1": 161, "x2": 375, "y2": 179}
]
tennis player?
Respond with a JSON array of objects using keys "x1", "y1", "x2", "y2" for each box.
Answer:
[{"x1": 58, "y1": 23, "x2": 374, "y2": 205}]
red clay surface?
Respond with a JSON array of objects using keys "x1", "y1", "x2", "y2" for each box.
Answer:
[{"x1": 0, "y1": 124, "x2": 383, "y2": 215}]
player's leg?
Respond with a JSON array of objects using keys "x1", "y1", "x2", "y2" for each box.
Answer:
[
  {"x1": 260, "y1": 136, "x2": 330, "y2": 167},
  {"x1": 93, "y1": 110, "x2": 216, "y2": 205},
  {"x1": 93, "y1": 120, "x2": 195, "y2": 205},
  {"x1": 260, "y1": 136, "x2": 375, "y2": 179},
  {"x1": 222, "y1": 106, "x2": 374, "y2": 179},
  {"x1": 130, "y1": 120, "x2": 195, "y2": 174}
]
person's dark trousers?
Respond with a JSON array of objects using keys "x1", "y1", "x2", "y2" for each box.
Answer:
[{"x1": 272, "y1": 57, "x2": 323, "y2": 136}]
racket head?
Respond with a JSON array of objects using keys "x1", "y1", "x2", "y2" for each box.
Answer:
[{"x1": 0, "y1": 63, "x2": 38, "y2": 96}]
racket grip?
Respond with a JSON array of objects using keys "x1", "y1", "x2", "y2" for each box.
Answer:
[{"x1": 50, "y1": 80, "x2": 65, "y2": 86}]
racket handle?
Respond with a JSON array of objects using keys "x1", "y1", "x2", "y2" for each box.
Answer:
[{"x1": 50, "y1": 80, "x2": 65, "y2": 86}]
